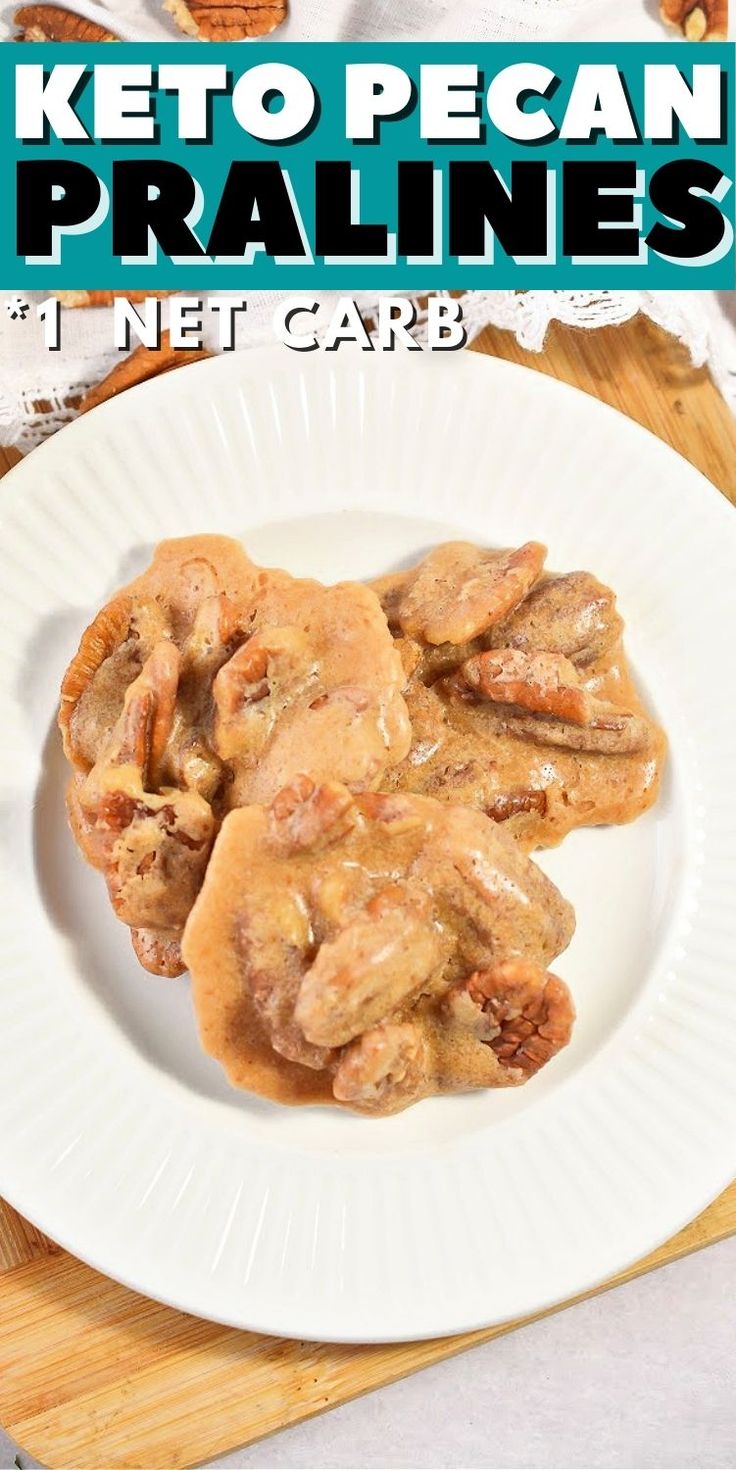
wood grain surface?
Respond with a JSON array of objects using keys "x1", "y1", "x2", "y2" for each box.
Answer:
[{"x1": 0, "y1": 314, "x2": 734, "y2": 1470}]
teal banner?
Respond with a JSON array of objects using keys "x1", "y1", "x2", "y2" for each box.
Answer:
[{"x1": 1, "y1": 41, "x2": 734, "y2": 289}]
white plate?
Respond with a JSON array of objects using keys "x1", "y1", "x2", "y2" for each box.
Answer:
[{"x1": 0, "y1": 349, "x2": 735, "y2": 1343}]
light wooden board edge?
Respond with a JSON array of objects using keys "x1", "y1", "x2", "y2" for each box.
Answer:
[
  {"x1": 473, "y1": 314, "x2": 736, "y2": 503},
  {"x1": 1, "y1": 1187, "x2": 735, "y2": 1470},
  {"x1": 1, "y1": 316, "x2": 735, "y2": 1470}
]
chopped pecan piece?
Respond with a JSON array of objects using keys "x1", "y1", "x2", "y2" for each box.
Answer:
[
  {"x1": 98, "y1": 794, "x2": 213, "y2": 932},
  {"x1": 332, "y1": 1020, "x2": 429, "y2": 1113},
  {"x1": 163, "y1": 0, "x2": 287, "y2": 40},
  {"x1": 397, "y1": 541, "x2": 547, "y2": 646},
  {"x1": 487, "y1": 789, "x2": 547, "y2": 824},
  {"x1": 354, "y1": 790, "x2": 427, "y2": 832},
  {"x1": 660, "y1": 0, "x2": 727, "y2": 37},
  {"x1": 131, "y1": 928, "x2": 186, "y2": 979}
]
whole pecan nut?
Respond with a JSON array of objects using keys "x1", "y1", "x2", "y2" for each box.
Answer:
[
  {"x1": 660, "y1": 0, "x2": 728, "y2": 37},
  {"x1": 14, "y1": 4, "x2": 117, "y2": 39},
  {"x1": 163, "y1": 0, "x2": 287, "y2": 40}
]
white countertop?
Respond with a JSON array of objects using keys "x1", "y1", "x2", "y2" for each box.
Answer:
[{"x1": 2, "y1": 1235, "x2": 734, "y2": 1470}]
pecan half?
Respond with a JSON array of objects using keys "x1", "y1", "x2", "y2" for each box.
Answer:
[
  {"x1": 213, "y1": 626, "x2": 312, "y2": 744},
  {"x1": 660, "y1": 0, "x2": 727, "y2": 37},
  {"x1": 163, "y1": 0, "x2": 287, "y2": 40},
  {"x1": 491, "y1": 571, "x2": 623, "y2": 667},
  {"x1": 446, "y1": 959, "x2": 575, "y2": 1078},
  {"x1": 268, "y1": 775, "x2": 356, "y2": 851},
  {"x1": 295, "y1": 884, "x2": 449, "y2": 1048},
  {"x1": 397, "y1": 541, "x2": 547, "y2": 646},
  {"x1": 78, "y1": 642, "x2": 216, "y2": 939},
  {"x1": 14, "y1": 4, "x2": 117, "y2": 39},
  {"x1": 472, "y1": 703, "x2": 650, "y2": 756},
  {"x1": 458, "y1": 649, "x2": 650, "y2": 755},
  {"x1": 462, "y1": 648, "x2": 594, "y2": 724},
  {"x1": 95, "y1": 639, "x2": 180, "y2": 791}
]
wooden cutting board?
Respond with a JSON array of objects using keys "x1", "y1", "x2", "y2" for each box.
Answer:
[{"x1": 1, "y1": 315, "x2": 735, "y2": 1470}]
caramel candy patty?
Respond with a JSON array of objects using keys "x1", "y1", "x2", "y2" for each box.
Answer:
[
  {"x1": 182, "y1": 779, "x2": 575, "y2": 1115},
  {"x1": 60, "y1": 536, "x2": 410, "y2": 976},
  {"x1": 373, "y1": 544, "x2": 666, "y2": 851}
]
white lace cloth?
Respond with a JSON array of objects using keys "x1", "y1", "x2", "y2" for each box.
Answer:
[
  {"x1": 2, "y1": 289, "x2": 734, "y2": 449},
  {"x1": 1, "y1": 0, "x2": 734, "y2": 446},
  {"x1": 0, "y1": 0, "x2": 669, "y2": 42}
]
